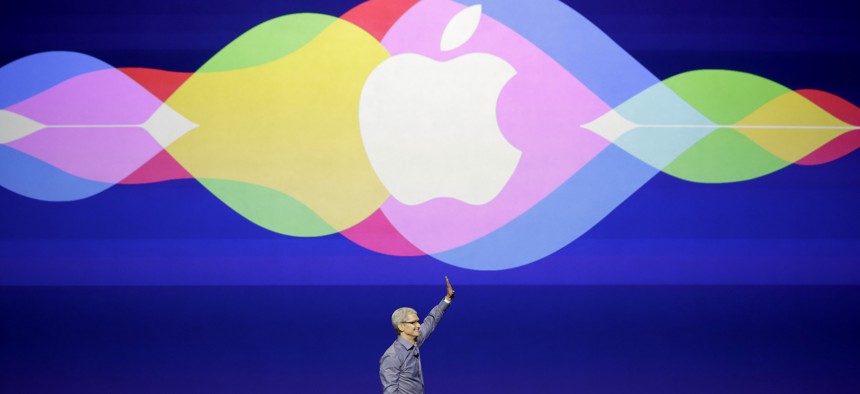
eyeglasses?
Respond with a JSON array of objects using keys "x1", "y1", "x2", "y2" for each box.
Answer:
[{"x1": 401, "y1": 320, "x2": 420, "y2": 325}]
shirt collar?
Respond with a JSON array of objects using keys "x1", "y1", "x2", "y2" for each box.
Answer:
[{"x1": 396, "y1": 336, "x2": 416, "y2": 350}]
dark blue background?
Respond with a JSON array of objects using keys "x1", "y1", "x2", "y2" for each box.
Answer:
[
  {"x1": 2, "y1": 0, "x2": 859, "y2": 392},
  {"x1": 3, "y1": 286, "x2": 859, "y2": 392}
]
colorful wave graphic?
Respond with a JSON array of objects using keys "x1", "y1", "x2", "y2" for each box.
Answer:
[{"x1": 1, "y1": 0, "x2": 857, "y2": 270}]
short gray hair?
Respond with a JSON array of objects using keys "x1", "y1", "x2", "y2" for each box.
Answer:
[{"x1": 391, "y1": 307, "x2": 417, "y2": 333}]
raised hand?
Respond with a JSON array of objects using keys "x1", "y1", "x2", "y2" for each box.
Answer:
[{"x1": 445, "y1": 276, "x2": 456, "y2": 301}]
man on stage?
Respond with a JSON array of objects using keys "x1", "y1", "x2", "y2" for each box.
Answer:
[{"x1": 379, "y1": 276, "x2": 456, "y2": 394}]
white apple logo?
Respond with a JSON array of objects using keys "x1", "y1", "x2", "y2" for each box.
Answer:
[{"x1": 359, "y1": 4, "x2": 521, "y2": 206}]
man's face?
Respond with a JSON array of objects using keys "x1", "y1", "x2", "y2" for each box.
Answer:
[{"x1": 399, "y1": 313, "x2": 421, "y2": 339}]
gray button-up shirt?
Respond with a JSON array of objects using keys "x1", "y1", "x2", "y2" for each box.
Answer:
[{"x1": 379, "y1": 299, "x2": 450, "y2": 394}]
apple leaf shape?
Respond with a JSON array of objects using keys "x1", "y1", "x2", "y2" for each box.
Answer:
[{"x1": 441, "y1": 5, "x2": 482, "y2": 52}]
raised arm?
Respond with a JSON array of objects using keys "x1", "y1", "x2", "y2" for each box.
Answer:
[{"x1": 416, "y1": 276, "x2": 455, "y2": 346}]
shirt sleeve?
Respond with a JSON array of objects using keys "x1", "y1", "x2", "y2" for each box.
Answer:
[
  {"x1": 379, "y1": 353, "x2": 402, "y2": 394},
  {"x1": 416, "y1": 298, "x2": 450, "y2": 346}
]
